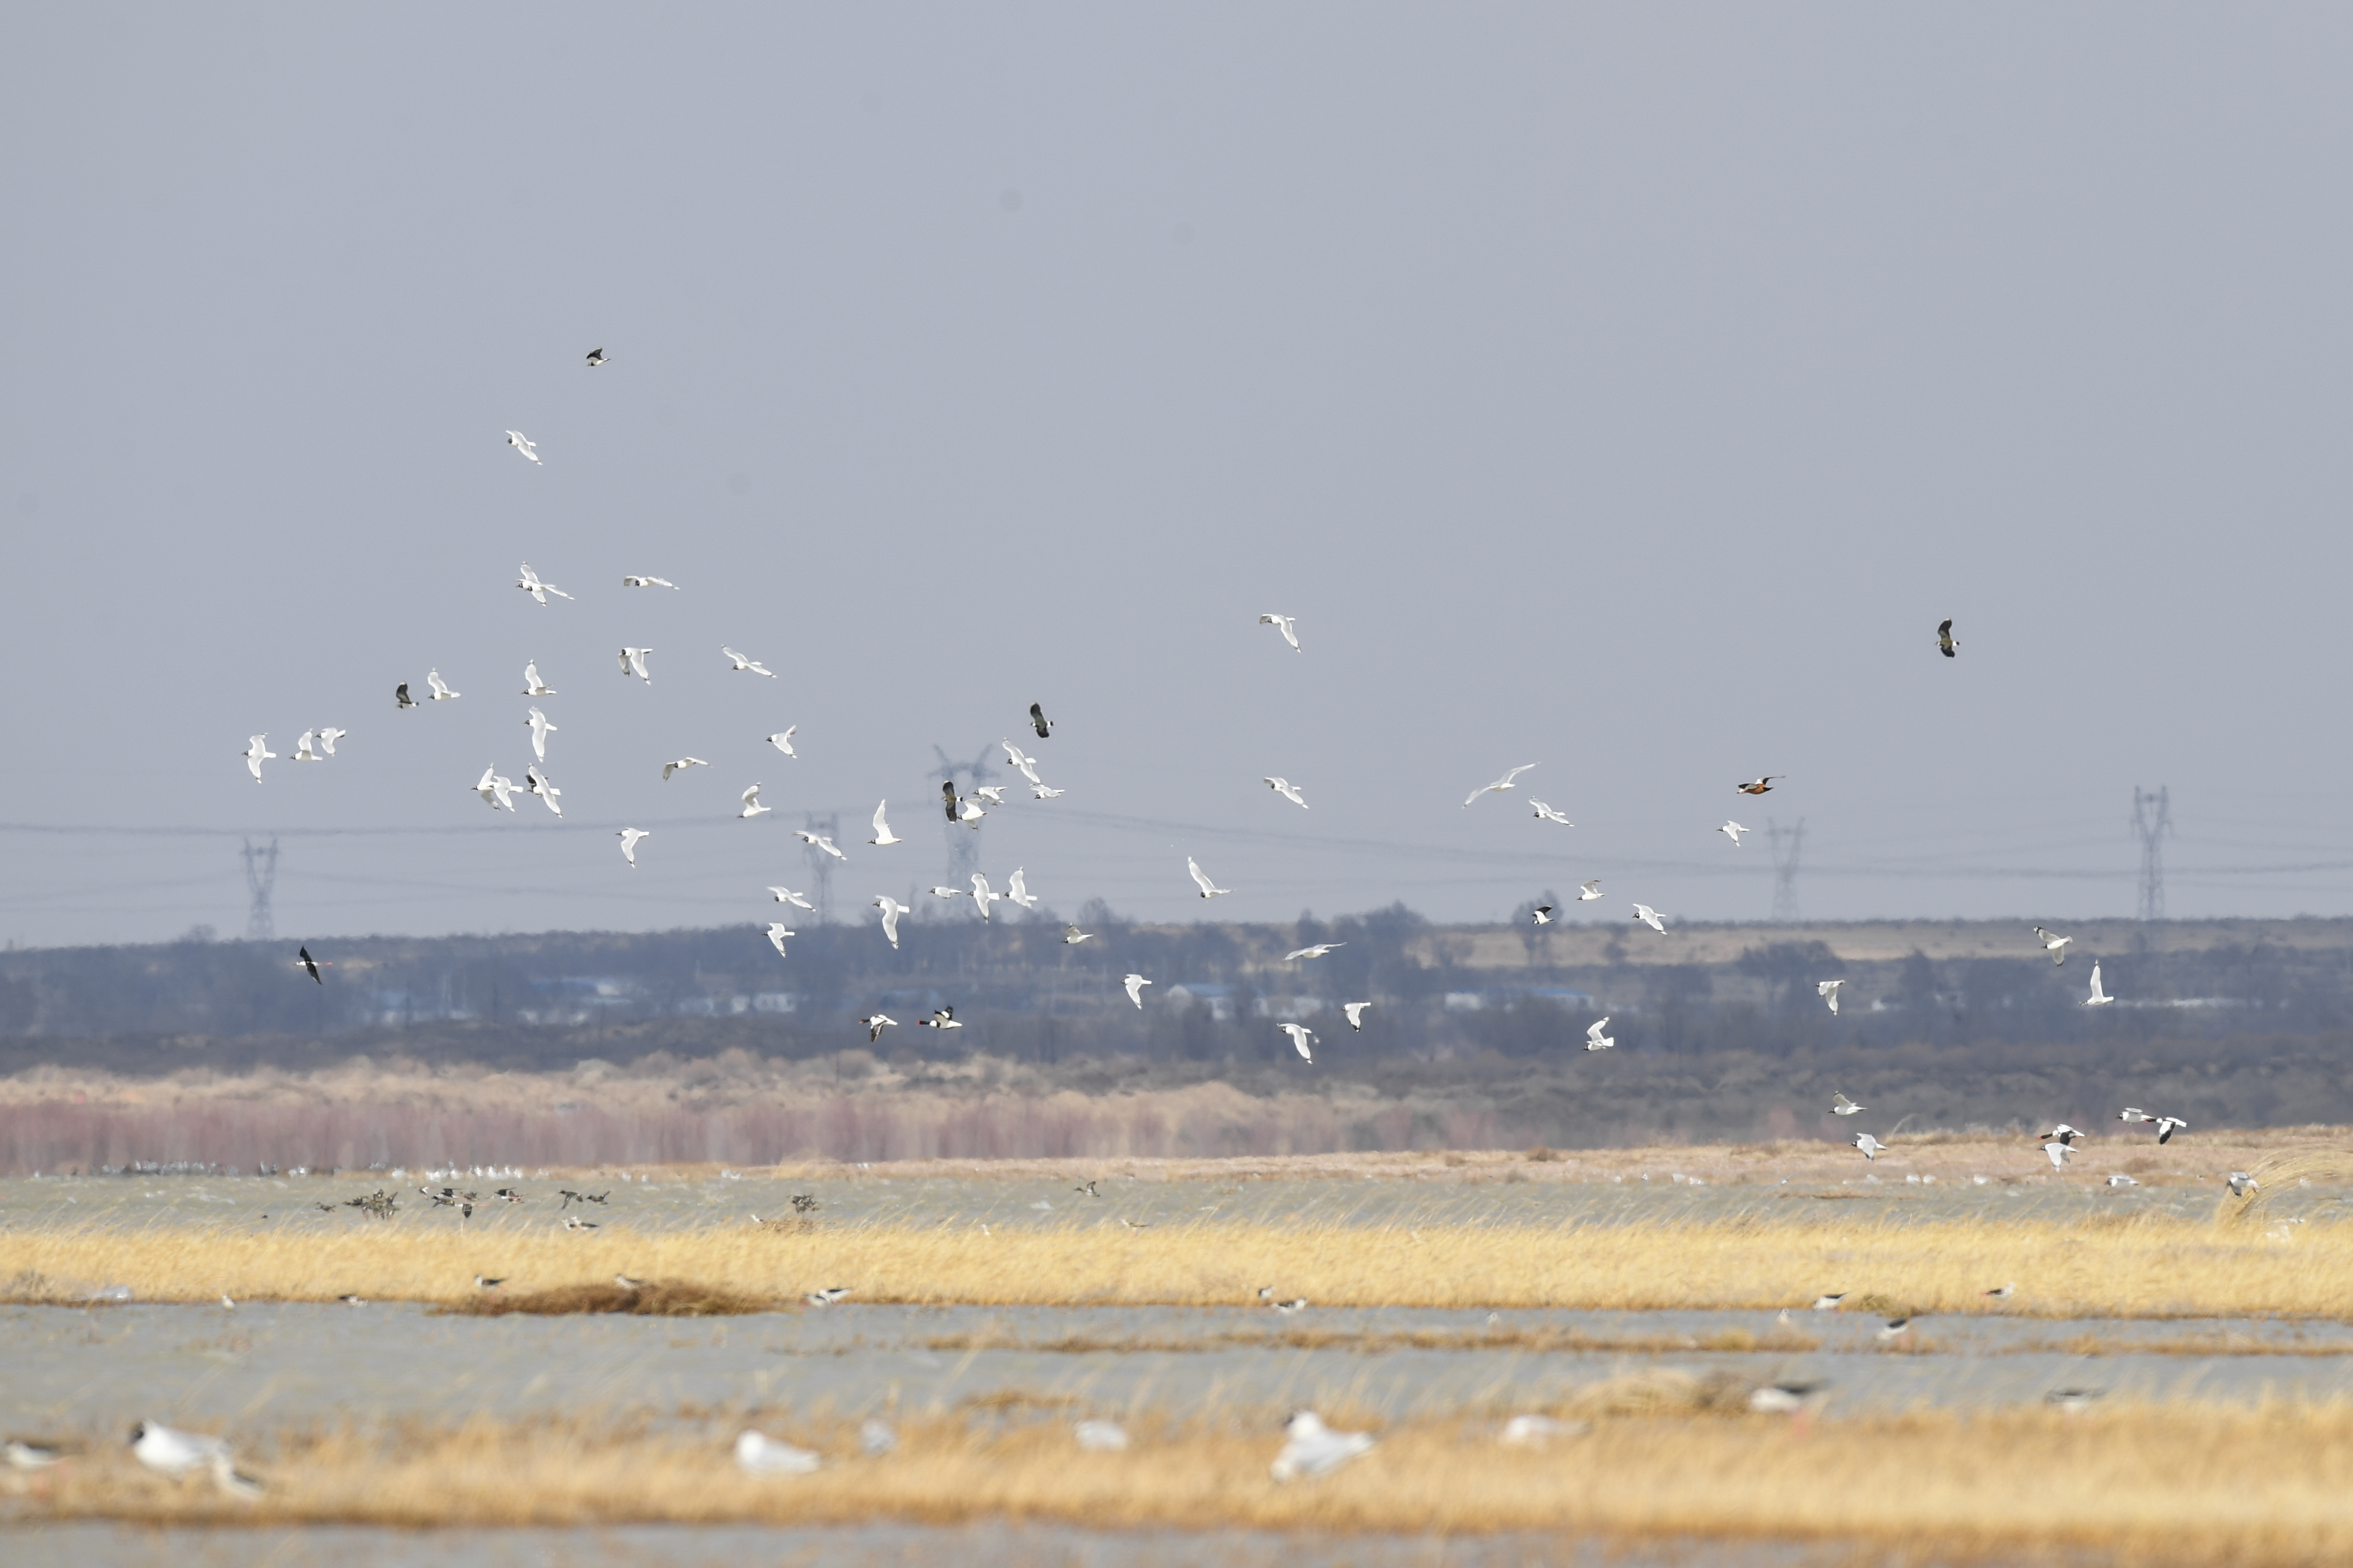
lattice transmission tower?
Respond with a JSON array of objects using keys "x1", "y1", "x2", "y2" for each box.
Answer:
[
  {"x1": 2130, "y1": 786, "x2": 2172, "y2": 922},
  {"x1": 241, "y1": 837, "x2": 279, "y2": 943},
  {"x1": 1765, "y1": 818, "x2": 1805, "y2": 925},
  {"x1": 931, "y1": 743, "x2": 999, "y2": 900},
  {"x1": 801, "y1": 812, "x2": 841, "y2": 924}
]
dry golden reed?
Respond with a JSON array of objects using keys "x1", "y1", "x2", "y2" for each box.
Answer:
[
  {"x1": 17, "y1": 1401, "x2": 2353, "y2": 1564},
  {"x1": 5, "y1": 1210, "x2": 2350, "y2": 1316}
]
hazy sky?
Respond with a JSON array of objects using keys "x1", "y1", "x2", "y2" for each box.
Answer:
[{"x1": 7, "y1": 6, "x2": 2353, "y2": 950}]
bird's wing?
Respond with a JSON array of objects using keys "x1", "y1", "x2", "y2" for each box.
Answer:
[
  {"x1": 873, "y1": 800, "x2": 890, "y2": 833},
  {"x1": 1188, "y1": 858, "x2": 1213, "y2": 893}
]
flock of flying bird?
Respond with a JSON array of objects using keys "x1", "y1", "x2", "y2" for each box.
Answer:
[{"x1": 241, "y1": 355, "x2": 2163, "y2": 1166}]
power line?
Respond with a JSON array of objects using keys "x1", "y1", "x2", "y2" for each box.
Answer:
[{"x1": 240, "y1": 837, "x2": 278, "y2": 943}]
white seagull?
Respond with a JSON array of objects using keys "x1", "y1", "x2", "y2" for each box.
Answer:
[
  {"x1": 1264, "y1": 777, "x2": 1308, "y2": 809},
  {"x1": 2118, "y1": 1107, "x2": 2152, "y2": 1125},
  {"x1": 972, "y1": 786, "x2": 1008, "y2": 807},
  {"x1": 516, "y1": 563, "x2": 572, "y2": 605},
  {"x1": 1031, "y1": 784, "x2": 1065, "y2": 799},
  {"x1": 1123, "y1": 973, "x2": 1151, "y2": 1008},
  {"x1": 1464, "y1": 764, "x2": 1537, "y2": 808},
  {"x1": 524, "y1": 766, "x2": 563, "y2": 816},
  {"x1": 1852, "y1": 1132, "x2": 1887, "y2": 1160},
  {"x1": 1001, "y1": 741, "x2": 1043, "y2": 785},
  {"x1": 505, "y1": 430, "x2": 540, "y2": 464},
  {"x1": 1187, "y1": 857, "x2": 1230, "y2": 899},
  {"x1": 427, "y1": 669, "x2": 460, "y2": 701},
  {"x1": 1270, "y1": 1412, "x2": 1374, "y2": 1483},
  {"x1": 2085, "y1": 963, "x2": 2115, "y2": 1006},
  {"x1": 795, "y1": 830, "x2": 847, "y2": 860},
  {"x1": 522, "y1": 661, "x2": 557, "y2": 696},
  {"x1": 663, "y1": 757, "x2": 709, "y2": 780},
  {"x1": 1285, "y1": 943, "x2": 1345, "y2": 961},
  {"x1": 1817, "y1": 980, "x2": 1844, "y2": 1014},
  {"x1": 621, "y1": 574, "x2": 677, "y2": 589},
  {"x1": 2154, "y1": 1115, "x2": 2188, "y2": 1144},
  {"x1": 722, "y1": 645, "x2": 775, "y2": 678},
  {"x1": 1577, "y1": 880, "x2": 1603, "y2": 901},
  {"x1": 767, "y1": 727, "x2": 798, "y2": 757},
  {"x1": 616, "y1": 828, "x2": 649, "y2": 867},
  {"x1": 290, "y1": 729, "x2": 323, "y2": 763},
  {"x1": 1342, "y1": 1002, "x2": 1372, "y2": 1031},
  {"x1": 618, "y1": 647, "x2": 654, "y2": 683},
  {"x1": 1258, "y1": 613, "x2": 1302, "y2": 652},
  {"x1": 524, "y1": 707, "x2": 557, "y2": 761},
  {"x1": 2044, "y1": 1140, "x2": 2074, "y2": 1170},
  {"x1": 768, "y1": 886, "x2": 815, "y2": 911},
  {"x1": 1831, "y1": 1092, "x2": 1865, "y2": 1116},
  {"x1": 1279, "y1": 1023, "x2": 1316, "y2": 1062},
  {"x1": 1063, "y1": 924, "x2": 1092, "y2": 944},
  {"x1": 2032, "y1": 925, "x2": 2072, "y2": 965},
  {"x1": 315, "y1": 726, "x2": 347, "y2": 756},
  {"x1": 1632, "y1": 904, "x2": 1666, "y2": 933},
  {"x1": 130, "y1": 1420, "x2": 231, "y2": 1479},
  {"x1": 873, "y1": 897, "x2": 908, "y2": 948},
  {"x1": 1720, "y1": 820, "x2": 1749, "y2": 847},
  {"x1": 969, "y1": 872, "x2": 1000, "y2": 921},
  {"x1": 1584, "y1": 1017, "x2": 1614, "y2": 1052},
  {"x1": 1530, "y1": 800, "x2": 1573, "y2": 825},
  {"x1": 739, "y1": 784, "x2": 771, "y2": 820},
  {"x1": 734, "y1": 1431, "x2": 820, "y2": 1477},
  {"x1": 929, "y1": 884, "x2": 966, "y2": 900},
  {"x1": 473, "y1": 767, "x2": 516, "y2": 812},
  {"x1": 1004, "y1": 868, "x2": 1038, "y2": 909},
  {"x1": 766, "y1": 923, "x2": 794, "y2": 957},
  {"x1": 868, "y1": 800, "x2": 902, "y2": 846}
]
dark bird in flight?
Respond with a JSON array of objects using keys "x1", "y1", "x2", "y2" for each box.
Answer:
[
  {"x1": 395, "y1": 682, "x2": 417, "y2": 709},
  {"x1": 941, "y1": 779, "x2": 961, "y2": 823},
  {"x1": 1029, "y1": 702, "x2": 1053, "y2": 739},
  {"x1": 1936, "y1": 618, "x2": 1959, "y2": 658},
  {"x1": 585, "y1": 347, "x2": 607, "y2": 367},
  {"x1": 1735, "y1": 776, "x2": 1782, "y2": 796},
  {"x1": 297, "y1": 946, "x2": 324, "y2": 984}
]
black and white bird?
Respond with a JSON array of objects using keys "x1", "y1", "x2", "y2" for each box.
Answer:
[
  {"x1": 806, "y1": 1287, "x2": 851, "y2": 1305},
  {"x1": 769, "y1": 886, "x2": 816, "y2": 911},
  {"x1": 1258, "y1": 613, "x2": 1302, "y2": 652},
  {"x1": 860, "y1": 1014, "x2": 897, "y2": 1043},
  {"x1": 1530, "y1": 800, "x2": 1574, "y2": 825},
  {"x1": 130, "y1": 1420, "x2": 229, "y2": 1479},
  {"x1": 1748, "y1": 1381, "x2": 1828, "y2": 1415},
  {"x1": 1285, "y1": 943, "x2": 1344, "y2": 960},
  {"x1": 618, "y1": 647, "x2": 654, "y2": 683},
  {"x1": 2118, "y1": 1107, "x2": 2152, "y2": 1125},
  {"x1": 586, "y1": 347, "x2": 608, "y2": 367},
  {"x1": 1632, "y1": 904, "x2": 1667, "y2": 933},
  {"x1": 1464, "y1": 764, "x2": 1537, "y2": 807},
  {"x1": 1735, "y1": 775, "x2": 1781, "y2": 796},
  {"x1": 972, "y1": 786, "x2": 1008, "y2": 807},
  {"x1": 1004, "y1": 868, "x2": 1038, "y2": 909},
  {"x1": 940, "y1": 780, "x2": 962, "y2": 823},
  {"x1": 722, "y1": 645, "x2": 775, "y2": 678},
  {"x1": 1263, "y1": 776, "x2": 1309, "y2": 809},
  {"x1": 395, "y1": 682, "x2": 418, "y2": 709},
  {"x1": 929, "y1": 885, "x2": 964, "y2": 901},
  {"x1": 616, "y1": 827, "x2": 649, "y2": 867},
  {"x1": 2228, "y1": 1171, "x2": 2258, "y2": 1197},
  {"x1": 1530, "y1": 905, "x2": 1555, "y2": 925},
  {"x1": 522, "y1": 661, "x2": 557, "y2": 696},
  {"x1": 1279, "y1": 1023, "x2": 1316, "y2": 1062},
  {"x1": 1877, "y1": 1317, "x2": 1912, "y2": 1343},
  {"x1": 1270, "y1": 1411, "x2": 1374, "y2": 1483},
  {"x1": 1063, "y1": 924, "x2": 1092, "y2": 945},
  {"x1": 1029, "y1": 702, "x2": 1053, "y2": 738},
  {"x1": 1811, "y1": 1293, "x2": 1847, "y2": 1311},
  {"x1": 1817, "y1": 980, "x2": 1844, "y2": 1014},
  {"x1": 291, "y1": 729, "x2": 324, "y2": 763},
  {"x1": 621, "y1": 574, "x2": 676, "y2": 588},
  {"x1": 524, "y1": 706, "x2": 557, "y2": 761},
  {"x1": 867, "y1": 800, "x2": 902, "y2": 847},
  {"x1": 2085, "y1": 963, "x2": 2115, "y2": 1006},
  {"x1": 663, "y1": 757, "x2": 708, "y2": 780},
  {"x1": 1031, "y1": 784, "x2": 1065, "y2": 799},
  {"x1": 505, "y1": 430, "x2": 540, "y2": 464},
  {"x1": 516, "y1": 563, "x2": 572, "y2": 605},
  {"x1": 1123, "y1": 974, "x2": 1151, "y2": 1009},
  {"x1": 1188, "y1": 857, "x2": 1230, "y2": 899},
  {"x1": 2154, "y1": 1115, "x2": 2188, "y2": 1144},
  {"x1": 473, "y1": 767, "x2": 517, "y2": 812},
  {"x1": 1584, "y1": 1017, "x2": 1614, "y2": 1052},
  {"x1": 2041, "y1": 1124, "x2": 2084, "y2": 1145},
  {"x1": 968, "y1": 872, "x2": 1000, "y2": 921},
  {"x1": 918, "y1": 1006, "x2": 962, "y2": 1031},
  {"x1": 766, "y1": 727, "x2": 797, "y2": 757},
  {"x1": 3, "y1": 1440, "x2": 65, "y2": 1470},
  {"x1": 1344, "y1": 1002, "x2": 1372, "y2": 1031},
  {"x1": 739, "y1": 784, "x2": 771, "y2": 819},
  {"x1": 422, "y1": 668, "x2": 459, "y2": 703},
  {"x1": 1853, "y1": 1132, "x2": 1887, "y2": 1160},
  {"x1": 1577, "y1": 880, "x2": 1603, "y2": 901},
  {"x1": 1831, "y1": 1092, "x2": 1865, "y2": 1117},
  {"x1": 1002, "y1": 741, "x2": 1044, "y2": 784},
  {"x1": 794, "y1": 829, "x2": 846, "y2": 861},
  {"x1": 1984, "y1": 1282, "x2": 2015, "y2": 1299},
  {"x1": 2032, "y1": 925, "x2": 2072, "y2": 965},
  {"x1": 872, "y1": 897, "x2": 908, "y2": 949},
  {"x1": 297, "y1": 946, "x2": 324, "y2": 984},
  {"x1": 1936, "y1": 618, "x2": 1959, "y2": 658},
  {"x1": 241, "y1": 734, "x2": 276, "y2": 782},
  {"x1": 315, "y1": 726, "x2": 347, "y2": 756},
  {"x1": 1720, "y1": 820, "x2": 1750, "y2": 847},
  {"x1": 766, "y1": 923, "x2": 794, "y2": 958}
]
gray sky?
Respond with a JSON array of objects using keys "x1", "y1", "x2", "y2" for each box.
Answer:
[{"x1": 7, "y1": 6, "x2": 2353, "y2": 949}]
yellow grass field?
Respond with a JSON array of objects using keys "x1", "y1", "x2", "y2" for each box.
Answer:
[
  {"x1": 13, "y1": 1398, "x2": 2353, "y2": 1564},
  {"x1": 5, "y1": 1205, "x2": 2346, "y2": 1317}
]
